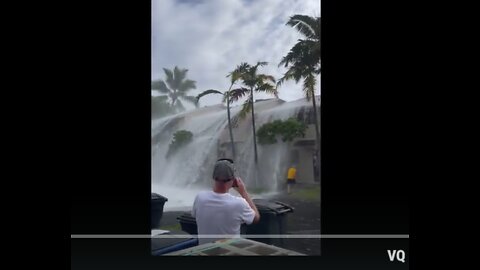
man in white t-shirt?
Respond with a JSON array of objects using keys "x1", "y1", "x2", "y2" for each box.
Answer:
[{"x1": 192, "y1": 158, "x2": 260, "y2": 245}]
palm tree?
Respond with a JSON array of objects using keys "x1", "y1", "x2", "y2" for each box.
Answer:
[
  {"x1": 195, "y1": 64, "x2": 247, "y2": 159},
  {"x1": 151, "y1": 66, "x2": 199, "y2": 113},
  {"x1": 151, "y1": 95, "x2": 175, "y2": 119},
  {"x1": 278, "y1": 15, "x2": 321, "y2": 181},
  {"x1": 229, "y1": 62, "x2": 278, "y2": 165}
]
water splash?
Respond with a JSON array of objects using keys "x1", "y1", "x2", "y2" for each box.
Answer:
[{"x1": 152, "y1": 97, "x2": 319, "y2": 209}]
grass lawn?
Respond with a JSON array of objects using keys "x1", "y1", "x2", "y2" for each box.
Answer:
[
  {"x1": 291, "y1": 185, "x2": 320, "y2": 201},
  {"x1": 159, "y1": 223, "x2": 181, "y2": 231}
]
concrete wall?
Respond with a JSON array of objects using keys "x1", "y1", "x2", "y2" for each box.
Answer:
[
  {"x1": 297, "y1": 147, "x2": 315, "y2": 183},
  {"x1": 290, "y1": 123, "x2": 317, "y2": 183}
]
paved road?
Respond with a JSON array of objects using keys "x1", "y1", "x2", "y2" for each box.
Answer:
[{"x1": 268, "y1": 187, "x2": 321, "y2": 255}]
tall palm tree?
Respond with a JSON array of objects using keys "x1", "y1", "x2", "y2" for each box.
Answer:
[
  {"x1": 278, "y1": 15, "x2": 321, "y2": 181},
  {"x1": 229, "y1": 62, "x2": 278, "y2": 165},
  {"x1": 195, "y1": 64, "x2": 247, "y2": 159},
  {"x1": 151, "y1": 66, "x2": 199, "y2": 113}
]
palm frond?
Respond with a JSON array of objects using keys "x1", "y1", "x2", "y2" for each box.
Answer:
[
  {"x1": 229, "y1": 87, "x2": 250, "y2": 103},
  {"x1": 152, "y1": 95, "x2": 169, "y2": 103},
  {"x1": 302, "y1": 74, "x2": 317, "y2": 101},
  {"x1": 196, "y1": 89, "x2": 223, "y2": 101},
  {"x1": 172, "y1": 66, "x2": 189, "y2": 90},
  {"x1": 277, "y1": 67, "x2": 305, "y2": 87},
  {"x1": 178, "y1": 79, "x2": 196, "y2": 92},
  {"x1": 163, "y1": 68, "x2": 174, "y2": 89},
  {"x1": 279, "y1": 39, "x2": 318, "y2": 68},
  {"x1": 181, "y1": 95, "x2": 199, "y2": 108},
  {"x1": 174, "y1": 99, "x2": 186, "y2": 112},
  {"x1": 256, "y1": 61, "x2": 268, "y2": 67},
  {"x1": 227, "y1": 63, "x2": 250, "y2": 84},
  {"x1": 236, "y1": 62, "x2": 250, "y2": 72},
  {"x1": 278, "y1": 42, "x2": 303, "y2": 68},
  {"x1": 222, "y1": 91, "x2": 230, "y2": 104},
  {"x1": 238, "y1": 99, "x2": 252, "y2": 119},
  {"x1": 277, "y1": 69, "x2": 298, "y2": 88},
  {"x1": 151, "y1": 80, "x2": 170, "y2": 93},
  {"x1": 286, "y1": 15, "x2": 317, "y2": 38},
  {"x1": 227, "y1": 70, "x2": 242, "y2": 84},
  {"x1": 277, "y1": 40, "x2": 318, "y2": 88},
  {"x1": 257, "y1": 74, "x2": 276, "y2": 84},
  {"x1": 276, "y1": 77, "x2": 286, "y2": 89},
  {"x1": 256, "y1": 83, "x2": 277, "y2": 97},
  {"x1": 151, "y1": 80, "x2": 161, "y2": 89}
]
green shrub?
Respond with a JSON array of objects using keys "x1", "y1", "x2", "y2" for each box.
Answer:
[
  {"x1": 166, "y1": 130, "x2": 193, "y2": 158},
  {"x1": 257, "y1": 118, "x2": 306, "y2": 144}
]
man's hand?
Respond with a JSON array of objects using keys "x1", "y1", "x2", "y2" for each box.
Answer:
[{"x1": 233, "y1": 177, "x2": 247, "y2": 195}]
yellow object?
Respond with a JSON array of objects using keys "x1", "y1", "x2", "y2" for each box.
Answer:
[{"x1": 287, "y1": 167, "x2": 296, "y2": 179}]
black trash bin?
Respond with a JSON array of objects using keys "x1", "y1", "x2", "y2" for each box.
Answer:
[
  {"x1": 244, "y1": 199, "x2": 294, "y2": 247},
  {"x1": 177, "y1": 212, "x2": 198, "y2": 235},
  {"x1": 177, "y1": 199, "x2": 293, "y2": 246},
  {"x1": 151, "y1": 193, "x2": 168, "y2": 229}
]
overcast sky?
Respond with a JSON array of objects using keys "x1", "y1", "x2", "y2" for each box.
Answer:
[{"x1": 152, "y1": 0, "x2": 320, "y2": 109}]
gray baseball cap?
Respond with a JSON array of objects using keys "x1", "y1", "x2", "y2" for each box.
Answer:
[{"x1": 213, "y1": 159, "x2": 235, "y2": 181}]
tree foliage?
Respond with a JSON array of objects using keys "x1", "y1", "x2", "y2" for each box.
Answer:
[
  {"x1": 257, "y1": 118, "x2": 307, "y2": 145},
  {"x1": 151, "y1": 66, "x2": 198, "y2": 114},
  {"x1": 166, "y1": 130, "x2": 193, "y2": 158}
]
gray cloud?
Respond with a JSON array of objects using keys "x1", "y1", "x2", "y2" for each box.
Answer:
[{"x1": 152, "y1": 0, "x2": 320, "y2": 109}]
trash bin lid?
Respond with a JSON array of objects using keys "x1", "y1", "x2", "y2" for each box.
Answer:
[
  {"x1": 253, "y1": 199, "x2": 294, "y2": 215},
  {"x1": 152, "y1": 193, "x2": 168, "y2": 202}
]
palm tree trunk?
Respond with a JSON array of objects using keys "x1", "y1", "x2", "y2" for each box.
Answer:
[
  {"x1": 250, "y1": 87, "x2": 259, "y2": 188},
  {"x1": 226, "y1": 85, "x2": 236, "y2": 159},
  {"x1": 250, "y1": 87, "x2": 258, "y2": 164},
  {"x1": 311, "y1": 90, "x2": 321, "y2": 183}
]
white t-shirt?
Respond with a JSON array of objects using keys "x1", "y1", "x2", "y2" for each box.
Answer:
[{"x1": 192, "y1": 190, "x2": 255, "y2": 245}]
